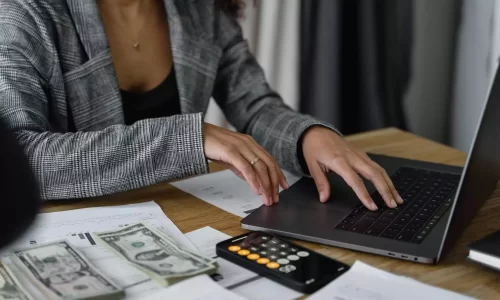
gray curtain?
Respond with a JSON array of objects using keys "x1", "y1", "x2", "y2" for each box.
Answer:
[{"x1": 300, "y1": 0, "x2": 413, "y2": 135}]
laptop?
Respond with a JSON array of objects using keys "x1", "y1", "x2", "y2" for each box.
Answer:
[{"x1": 241, "y1": 67, "x2": 500, "y2": 264}]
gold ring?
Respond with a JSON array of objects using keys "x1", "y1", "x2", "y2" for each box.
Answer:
[{"x1": 250, "y1": 157, "x2": 260, "y2": 165}]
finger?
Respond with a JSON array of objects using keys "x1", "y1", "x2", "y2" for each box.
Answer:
[
  {"x1": 381, "y1": 168, "x2": 404, "y2": 204},
  {"x1": 359, "y1": 153, "x2": 403, "y2": 204},
  {"x1": 327, "y1": 158, "x2": 378, "y2": 211},
  {"x1": 237, "y1": 147, "x2": 273, "y2": 206},
  {"x1": 349, "y1": 154, "x2": 397, "y2": 208},
  {"x1": 309, "y1": 161, "x2": 331, "y2": 202},
  {"x1": 243, "y1": 137, "x2": 284, "y2": 202},
  {"x1": 254, "y1": 155, "x2": 280, "y2": 203},
  {"x1": 224, "y1": 150, "x2": 262, "y2": 198},
  {"x1": 229, "y1": 165, "x2": 252, "y2": 184}
]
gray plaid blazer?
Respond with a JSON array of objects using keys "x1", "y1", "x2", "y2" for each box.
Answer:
[{"x1": 0, "y1": 0, "x2": 337, "y2": 200}]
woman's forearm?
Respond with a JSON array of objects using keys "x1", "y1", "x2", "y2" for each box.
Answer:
[{"x1": 13, "y1": 114, "x2": 208, "y2": 200}]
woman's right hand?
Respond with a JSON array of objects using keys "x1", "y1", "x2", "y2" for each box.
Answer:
[{"x1": 202, "y1": 123, "x2": 289, "y2": 206}]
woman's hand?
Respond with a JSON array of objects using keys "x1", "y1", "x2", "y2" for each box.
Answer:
[
  {"x1": 302, "y1": 126, "x2": 404, "y2": 211},
  {"x1": 203, "y1": 123, "x2": 289, "y2": 206}
]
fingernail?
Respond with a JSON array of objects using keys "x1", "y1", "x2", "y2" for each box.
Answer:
[
  {"x1": 371, "y1": 203, "x2": 378, "y2": 210},
  {"x1": 391, "y1": 199, "x2": 397, "y2": 207},
  {"x1": 397, "y1": 195, "x2": 404, "y2": 204},
  {"x1": 319, "y1": 192, "x2": 326, "y2": 202},
  {"x1": 276, "y1": 195, "x2": 280, "y2": 203},
  {"x1": 285, "y1": 181, "x2": 290, "y2": 189}
]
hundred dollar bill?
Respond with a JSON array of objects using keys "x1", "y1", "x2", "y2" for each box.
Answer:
[
  {"x1": 13, "y1": 240, "x2": 124, "y2": 300},
  {"x1": 0, "y1": 261, "x2": 33, "y2": 300},
  {"x1": 94, "y1": 223, "x2": 217, "y2": 286}
]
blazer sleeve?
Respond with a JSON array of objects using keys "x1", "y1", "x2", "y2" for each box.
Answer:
[
  {"x1": 0, "y1": 6, "x2": 208, "y2": 200},
  {"x1": 212, "y1": 9, "x2": 342, "y2": 176}
]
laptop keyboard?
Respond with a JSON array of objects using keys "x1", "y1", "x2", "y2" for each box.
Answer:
[{"x1": 335, "y1": 167, "x2": 460, "y2": 243}]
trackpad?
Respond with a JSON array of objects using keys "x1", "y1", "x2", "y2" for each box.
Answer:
[{"x1": 265, "y1": 174, "x2": 361, "y2": 231}]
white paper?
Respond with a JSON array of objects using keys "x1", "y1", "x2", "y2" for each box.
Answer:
[
  {"x1": 142, "y1": 275, "x2": 247, "y2": 300},
  {"x1": 185, "y1": 226, "x2": 231, "y2": 258},
  {"x1": 308, "y1": 261, "x2": 475, "y2": 300},
  {"x1": 172, "y1": 170, "x2": 302, "y2": 217},
  {"x1": 2, "y1": 201, "x2": 196, "y2": 300},
  {"x1": 186, "y1": 226, "x2": 302, "y2": 300}
]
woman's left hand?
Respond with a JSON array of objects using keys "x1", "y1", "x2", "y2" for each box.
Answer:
[{"x1": 301, "y1": 126, "x2": 404, "y2": 211}]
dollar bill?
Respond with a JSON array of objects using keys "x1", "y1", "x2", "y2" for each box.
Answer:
[
  {"x1": 13, "y1": 240, "x2": 124, "y2": 300},
  {"x1": 94, "y1": 223, "x2": 217, "y2": 286},
  {"x1": 0, "y1": 261, "x2": 33, "y2": 300}
]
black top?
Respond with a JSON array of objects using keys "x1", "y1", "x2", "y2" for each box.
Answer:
[{"x1": 121, "y1": 69, "x2": 181, "y2": 125}]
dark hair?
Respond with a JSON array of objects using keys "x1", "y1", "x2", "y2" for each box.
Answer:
[{"x1": 216, "y1": 0, "x2": 246, "y2": 19}]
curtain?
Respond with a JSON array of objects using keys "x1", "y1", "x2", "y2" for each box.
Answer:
[{"x1": 300, "y1": 0, "x2": 413, "y2": 135}]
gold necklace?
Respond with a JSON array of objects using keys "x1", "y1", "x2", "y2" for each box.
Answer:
[{"x1": 100, "y1": 3, "x2": 152, "y2": 51}]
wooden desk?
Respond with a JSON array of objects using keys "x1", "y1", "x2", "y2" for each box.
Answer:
[{"x1": 43, "y1": 128, "x2": 500, "y2": 299}]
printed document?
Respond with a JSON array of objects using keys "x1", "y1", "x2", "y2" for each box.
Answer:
[{"x1": 172, "y1": 170, "x2": 301, "y2": 217}]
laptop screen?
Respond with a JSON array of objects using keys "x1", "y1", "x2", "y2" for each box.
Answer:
[{"x1": 438, "y1": 66, "x2": 500, "y2": 260}]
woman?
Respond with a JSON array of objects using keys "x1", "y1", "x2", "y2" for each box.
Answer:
[{"x1": 0, "y1": 0, "x2": 403, "y2": 210}]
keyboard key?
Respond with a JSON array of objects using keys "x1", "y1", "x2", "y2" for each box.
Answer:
[
  {"x1": 381, "y1": 232, "x2": 398, "y2": 239},
  {"x1": 336, "y1": 219, "x2": 355, "y2": 230},
  {"x1": 387, "y1": 224, "x2": 404, "y2": 233},
  {"x1": 366, "y1": 210, "x2": 383, "y2": 218},
  {"x1": 393, "y1": 218, "x2": 411, "y2": 227},
  {"x1": 365, "y1": 224, "x2": 387, "y2": 236},
  {"x1": 405, "y1": 208, "x2": 419, "y2": 216},
  {"x1": 350, "y1": 219, "x2": 373, "y2": 233},
  {"x1": 397, "y1": 229, "x2": 417, "y2": 242},
  {"x1": 406, "y1": 221, "x2": 425, "y2": 231},
  {"x1": 413, "y1": 234, "x2": 425, "y2": 243}
]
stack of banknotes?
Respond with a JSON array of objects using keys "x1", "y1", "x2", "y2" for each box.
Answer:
[{"x1": 0, "y1": 223, "x2": 217, "y2": 299}]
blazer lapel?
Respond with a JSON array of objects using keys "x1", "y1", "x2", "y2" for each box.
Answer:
[
  {"x1": 65, "y1": 0, "x2": 110, "y2": 59},
  {"x1": 163, "y1": 0, "x2": 222, "y2": 114},
  {"x1": 64, "y1": 0, "x2": 124, "y2": 131}
]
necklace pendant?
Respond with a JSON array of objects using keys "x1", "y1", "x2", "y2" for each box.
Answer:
[{"x1": 132, "y1": 42, "x2": 140, "y2": 50}]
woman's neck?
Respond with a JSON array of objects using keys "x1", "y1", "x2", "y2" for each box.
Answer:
[{"x1": 97, "y1": 0, "x2": 155, "y2": 22}]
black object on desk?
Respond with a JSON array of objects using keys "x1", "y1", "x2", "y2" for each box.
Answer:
[
  {"x1": 0, "y1": 124, "x2": 40, "y2": 249},
  {"x1": 216, "y1": 231, "x2": 349, "y2": 294},
  {"x1": 468, "y1": 230, "x2": 500, "y2": 272}
]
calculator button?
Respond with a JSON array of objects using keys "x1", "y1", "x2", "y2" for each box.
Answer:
[
  {"x1": 239, "y1": 242, "x2": 251, "y2": 249},
  {"x1": 279, "y1": 251, "x2": 288, "y2": 256},
  {"x1": 289, "y1": 248, "x2": 298, "y2": 252},
  {"x1": 250, "y1": 247, "x2": 259, "y2": 252},
  {"x1": 259, "y1": 251, "x2": 268, "y2": 256},
  {"x1": 269, "y1": 255, "x2": 278, "y2": 260},
  {"x1": 260, "y1": 243, "x2": 268, "y2": 248},
  {"x1": 261, "y1": 236, "x2": 270, "y2": 240},
  {"x1": 266, "y1": 262, "x2": 280, "y2": 269},
  {"x1": 247, "y1": 254, "x2": 260, "y2": 260},
  {"x1": 279, "y1": 265, "x2": 297, "y2": 273},
  {"x1": 270, "y1": 247, "x2": 279, "y2": 252},
  {"x1": 277, "y1": 258, "x2": 290, "y2": 265},
  {"x1": 257, "y1": 258, "x2": 270, "y2": 264},
  {"x1": 238, "y1": 250, "x2": 250, "y2": 256},
  {"x1": 287, "y1": 255, "x2": 299, "y2": 261},
  {"x1": 270, "y1": 239, "x2": 279, "y2": 244},
  {"x1": 280, "y1": 244, "x2": 289, "y2": 248},
  {"x1": 228, "y1": 246, "x2": 241, "y2": 252},
  {"x1": 297, "y1": 251, "x2": 309, "y2": 257}
]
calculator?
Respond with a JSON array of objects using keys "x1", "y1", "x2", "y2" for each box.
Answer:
[{"x1": 215, "y1": 231, "x2": 350, "y2": 294}]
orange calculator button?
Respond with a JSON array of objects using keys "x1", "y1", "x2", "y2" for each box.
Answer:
[
  {"x1": 228, "y1": 246, "x2": 241, "y2": 252},
  {"x1": 266, "y1": 262, "x2": 280, "y2": 269},
  {"x1": 257, "y1": 258, "x2": 270, "y2": 264},
  {"x1": 247, "y1": 254, "x2": 260, "y2": 260},
  {"x1": 238, "y1": 249, "x2": 250, "y2": 256}
]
